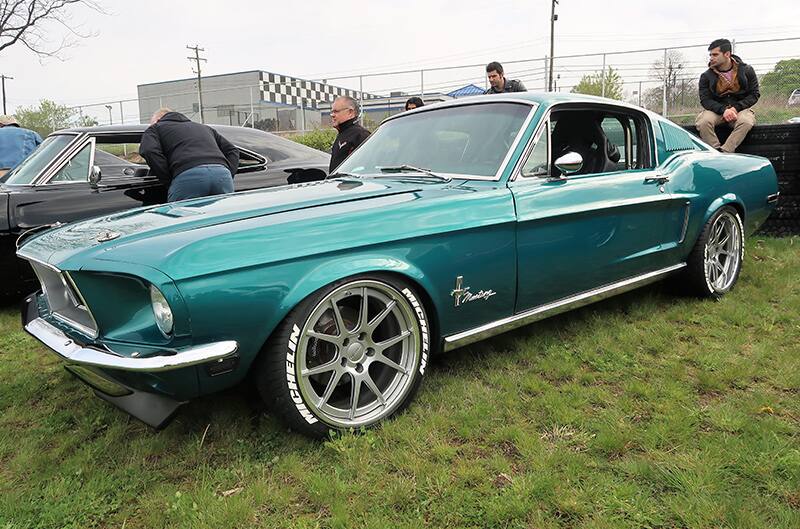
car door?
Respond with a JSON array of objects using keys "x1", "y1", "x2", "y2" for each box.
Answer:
[
  {"x1": 228, "y1": 148, "x2": 295, "y2": 191},
  {"x1": 509, "y1": 106, "x2": 676, "y2": 311},
  {"x1": 8, "y1": 137, "x2": 165, "y2": 232}
]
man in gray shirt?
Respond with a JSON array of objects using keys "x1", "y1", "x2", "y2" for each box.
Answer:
[{"x1": 484, "y1": 62, "x2": 527, "y2": 94}]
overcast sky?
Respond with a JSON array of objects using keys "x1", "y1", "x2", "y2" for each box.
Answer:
[{"x1": 1, "y1": 0, "x2": 798, "y2": 123}]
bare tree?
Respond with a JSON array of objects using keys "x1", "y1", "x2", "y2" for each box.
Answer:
[
  {"x1": 0, "y1": 0, "x2": 104, "y2": 59},
  {"x1": 651, "y1": 50, "x2": 692, "y2": 110}
]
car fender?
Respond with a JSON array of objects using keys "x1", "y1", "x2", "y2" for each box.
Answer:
[
  {"x1": 207, "y1": 252, "x2": 443, "y2": 383},
  {"x1": 701, "y1": 193, "x2": 746, "y2": 227},
  {"x1": 71, "y1": 259, "x2": 194, "y2": 343},
  {"x1": 278, "y1": 252, "x2": 442, "y2": 325}
]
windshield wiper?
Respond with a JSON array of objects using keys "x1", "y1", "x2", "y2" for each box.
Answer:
[{"x1": 377, "y1": 165, "x2": 451, "y2": 182}]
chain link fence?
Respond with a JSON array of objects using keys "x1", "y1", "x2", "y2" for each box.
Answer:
[{"x1": 52, "y1": 36, "x2": 799, "y2": 135}]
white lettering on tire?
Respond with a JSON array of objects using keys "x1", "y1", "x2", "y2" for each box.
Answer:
[
  {"x1": 401, "y1": 287, "x2": 429, "y2": 376},
  {"x1": 286, "y1": 323, "x2": 318, "y2": 424}
]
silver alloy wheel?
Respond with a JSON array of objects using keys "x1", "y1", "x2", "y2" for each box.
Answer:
[
  {"x1": 704, "y1": 210, "x2": 743, "y2": 293},
  {"x1": 294, "y1": 280, "x2": 421, "y2": 429}
]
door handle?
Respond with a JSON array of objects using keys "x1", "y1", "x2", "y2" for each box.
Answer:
[{"x1": 644, "y1": 174, "x2": 669, "y2": 184}]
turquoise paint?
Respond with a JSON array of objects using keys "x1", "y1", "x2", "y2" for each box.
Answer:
[{"x1": 19, "y1": 93, "x2": 778, "y2": 401}]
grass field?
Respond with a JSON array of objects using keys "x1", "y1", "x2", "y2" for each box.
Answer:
[{"x1": 1, "y1": 237, "x2": 798, "y2": 529}]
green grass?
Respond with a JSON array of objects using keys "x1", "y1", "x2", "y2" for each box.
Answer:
[{"x1": 1, "y1": 237, "x2": 799, "y2": 528}]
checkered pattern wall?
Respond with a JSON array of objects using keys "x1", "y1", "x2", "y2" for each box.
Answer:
[{"x1": 260, "y1": 72, "x2": 379, "y2": 109}]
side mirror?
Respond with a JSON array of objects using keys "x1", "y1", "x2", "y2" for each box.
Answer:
[
  {"x1": 89, "y1": 165, "x2": 102, "y2": 187},
  {"x1": 554, "y1": 152, "x2": 583, "y2": 176}
]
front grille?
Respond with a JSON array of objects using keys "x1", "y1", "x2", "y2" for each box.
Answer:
[{"x1": 28, "y1": 261, "x2": 98, "y2": 338}]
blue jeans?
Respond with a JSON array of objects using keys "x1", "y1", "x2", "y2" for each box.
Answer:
[{"x1": 168, "y1": 164, "x2": 234, "y2": 202}]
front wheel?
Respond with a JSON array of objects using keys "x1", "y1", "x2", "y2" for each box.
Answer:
[
  {"x1": 255, "y1": 275, "x2": 431, "y2": 437},
  {"x1": 685, "y1": 206, "x2": 744, "y2": 298}
]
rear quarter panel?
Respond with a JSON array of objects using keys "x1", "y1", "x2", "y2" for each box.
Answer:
[{"x1": 664, "y1": 150, "x2": 778, "y2": 261}]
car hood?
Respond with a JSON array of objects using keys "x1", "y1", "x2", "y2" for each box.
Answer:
[{"x1": 18, "y1": 178, "x2": 425, "y2": 266}]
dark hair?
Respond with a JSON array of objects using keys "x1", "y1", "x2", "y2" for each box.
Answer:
[
  {"x1": 404, "y1": 97, "x2": 424, "y2": 111},
  {"x1": 708, "y1": 38, "x2": 732, "y2": 53},
  {"x1": 486, "y1": 61, "x2": 504, "y2": 75}
]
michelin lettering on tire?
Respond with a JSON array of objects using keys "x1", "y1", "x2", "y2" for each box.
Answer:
[
  {"x1": 283, "y1": 280, "x2": 428, "y2": 428},
  {"x1": 286, "y1": 323, "x2": 318, "y2": 424},
  {"x1": 401, "y1": 287, "x2": 429, "y2": 376}
]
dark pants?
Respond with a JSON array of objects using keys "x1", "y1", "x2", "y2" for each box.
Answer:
[{"x1": 168, "y1": 164, "x2": 234, "y2": 202}]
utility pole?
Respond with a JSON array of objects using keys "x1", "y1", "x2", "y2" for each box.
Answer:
[
  {"x1": 1, "y1": 74, "x2": 13, "y2": 115},
  {"x1": 662, "y1": 48, "x2": 668, "y2": 116},
  {"x1": 600, "y1": 54, "x2": 607, "y2": 98},
  {"x1": 186, "y1": 45, "x2": 207, "y2": 123},
  {"x1": 548, "y1": 0, "x2": 558, "y2": 91},
  {"x1": 543, "y1": 55, "x2": 548, "y2": 91}
]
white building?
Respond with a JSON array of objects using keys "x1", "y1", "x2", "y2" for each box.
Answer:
[{"x1": 137, "y1": 70, "x2": 379, "y2": 132}]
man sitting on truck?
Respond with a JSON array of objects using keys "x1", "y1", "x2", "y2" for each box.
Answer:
[{"x1": 695, "y1": 38, "x2": 759, "y2": 153}]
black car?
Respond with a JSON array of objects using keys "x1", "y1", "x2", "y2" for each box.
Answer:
[{"x1": 0, "y1": 124, "x2": 330, "y2": 299}]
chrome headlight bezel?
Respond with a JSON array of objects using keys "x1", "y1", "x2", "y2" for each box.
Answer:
[{"x1": 149, "y1": 284, "x2": 174, "y2": 337}]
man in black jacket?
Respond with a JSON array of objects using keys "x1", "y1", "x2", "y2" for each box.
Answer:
[
  {"x1": 329, "y1": 96, "x2": 370, "y2": 173},
  {"x1": 484, "y1": 62, "x2": 527, "y2": 94},
  {"x1": 695, "y1": 39, "x2": 759, "y2": 153},
  {"x1": 139, "y1": 109, "x2": 239, "y2": 201}
]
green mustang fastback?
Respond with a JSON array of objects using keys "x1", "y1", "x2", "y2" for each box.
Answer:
[{"x1": 18, "y1": 93, "x2": 779, "y2": 436}]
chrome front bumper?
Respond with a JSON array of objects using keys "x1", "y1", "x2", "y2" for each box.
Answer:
[{"x1": 23, "y1": 294, "x2": 238, "y2": 373}]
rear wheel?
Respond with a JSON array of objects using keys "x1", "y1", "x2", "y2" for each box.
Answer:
[
  {"x1": 685, "y1": 206, "x2": 744, "y2": 298},
  {"x1": 255, "y1": 275, "x2": 430, "y2": 437}
]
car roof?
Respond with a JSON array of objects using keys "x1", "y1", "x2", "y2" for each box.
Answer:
[
  {"x1": 63, "y1": 123, "x2": 262, "y2": 135},
  {"x1": 56, "y1": 124, "x2": 329, "y2": 164},
  {"x1": 390, "y1": 91, "x2": 664, "y2": 123}
]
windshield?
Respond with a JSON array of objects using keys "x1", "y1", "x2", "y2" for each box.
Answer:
[
  {"x1": 4, "y1": 134, "x2": 78, "y2": 185},
  {"x1": 337, "y1": 102, "x2": 532, "y2": 178}
]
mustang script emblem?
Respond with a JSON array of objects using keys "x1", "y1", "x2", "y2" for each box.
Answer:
[
  {"x1": 96, "y1": 230, "x2": 121, "y2": 242},
  {"x1": 450, "y1": 275, "x2": 497, "y2": 308}
]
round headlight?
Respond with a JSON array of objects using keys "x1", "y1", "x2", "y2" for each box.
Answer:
[{"x1": 150, "y1": 284, "x2": 174, "y2": 336}]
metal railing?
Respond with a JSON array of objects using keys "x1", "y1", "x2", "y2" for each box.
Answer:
[{"x1": 28, "y1": 36, "x2": 800, "y2": 135}]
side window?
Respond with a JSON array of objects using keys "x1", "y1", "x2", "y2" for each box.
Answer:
[
  {"x1": 94, "y1": 142, "x2": 148, "y2": 178},
  {"x1": 521, "y1": 125, "x2": 549, "y2": 178},
  {"x1": 96, "y1": 142, "x2": 144, "y2": 164},
  {"x1": 599, "y1": 114, "x2": 645, "y2": 170},
  {"x1": 621, "y1": 116, "x2": 642, "y2": 169},
  {"x1": 600, "y1": 117, "x2": 626, "y2": 171},
  {"x1": 236, "y1": 148, "x2": 268, "y2": 174},
  {"x1": 50, "y1": 142, "x2": 92, "y2": 183},
  {"x1": 629, "y1": 118, "x2": 640, "y2": 168}
]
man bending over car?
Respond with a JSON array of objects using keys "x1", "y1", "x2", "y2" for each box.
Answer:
[{"x1": 140, "y1": 108, "x2": 239, "y2": 201}]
